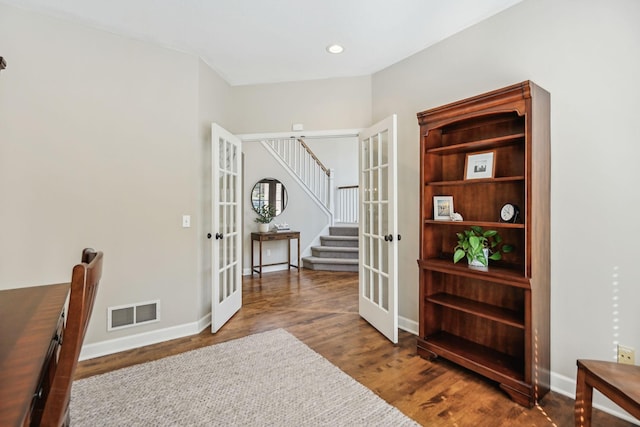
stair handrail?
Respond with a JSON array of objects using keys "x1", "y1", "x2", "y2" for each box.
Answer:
[{"x1": 298, "y1": 138, "x2": 330, "y2": 177}]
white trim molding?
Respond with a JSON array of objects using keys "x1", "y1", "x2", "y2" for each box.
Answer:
[{"x1": 79, "y1": 314, "x2": 212, "y2": 361}]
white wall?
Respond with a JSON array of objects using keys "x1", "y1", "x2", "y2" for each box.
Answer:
[
  {"x1": 230, "y1": 76, "x2": 372, "y2": 132},
  {"x1": 305, "y1": 136, "x2": 359, "y2": 189},
  {"x1": 0, "y1": 4, "x2": 231, "y2": 348},
  {"x1": 371, "y1": 0, "x2": 640, "y2": 418}
]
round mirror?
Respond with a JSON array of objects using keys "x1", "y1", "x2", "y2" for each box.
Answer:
[{"x1": 251, "y1": 178, "x2": 287, "y2": 216}]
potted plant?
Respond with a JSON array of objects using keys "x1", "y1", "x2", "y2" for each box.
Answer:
[
  {"x1": 453, "y1": 225, "x2": 513, "y2": 270},
  {"x1": 254, "y1": 204, "x2": 276, "y2": 232}
]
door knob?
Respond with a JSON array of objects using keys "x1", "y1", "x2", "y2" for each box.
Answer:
[
  {"x1": 215, "y1": 233, "x2": 224, "y2": 240},
  {"x1": 384, "y1": 234, "x2": 393, "y2": 242},
  {"x1": 207, "y1": 233, "x2": 212, "y2": 239}
]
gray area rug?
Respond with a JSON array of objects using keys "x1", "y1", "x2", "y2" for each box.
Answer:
[{"x1": 71, "y1": 329, "x2": 419, "y2": 426}]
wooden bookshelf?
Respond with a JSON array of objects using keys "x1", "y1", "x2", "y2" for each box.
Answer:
[{"x1": 416, "y1": 81, "x2": 550, "y2": 407}]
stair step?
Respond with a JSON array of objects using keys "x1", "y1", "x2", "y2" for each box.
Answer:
[
  {"x1": 320, "y1": 235, "x2": 358, "y2": 248},
  {"x1": 302, "y1": 256, "x2": 359, "y2": 272},
  {"x1": 311, "y1": 246, "x2": 358, "y2": 259},
  {"x1": 329, "y1": 226, "x2": 359, "y2": 237}
]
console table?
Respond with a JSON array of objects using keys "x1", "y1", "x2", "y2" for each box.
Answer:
[
  {"x1": 0, "y1": 283, "x2": 70, "y2": 427},
  {"x1": 251, "y1": 231, "x2": 300, "y2": 277}
]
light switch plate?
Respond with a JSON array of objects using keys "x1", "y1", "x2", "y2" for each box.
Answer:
[{"x1": 182, "y1": 215, "x2": 191, "y2": 228}]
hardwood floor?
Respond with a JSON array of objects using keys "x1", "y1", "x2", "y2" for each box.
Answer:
[{"x1": 76, "y1": 270, "x2": 633, "y2": 426}]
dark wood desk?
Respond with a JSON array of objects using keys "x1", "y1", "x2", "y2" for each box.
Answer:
[
  {"x1": 251, "y1": 231, "x2": 300, "y2": 277},
  {"x1": 575, "y1": 359, "x2": 640, "y2": 427},
  {"x1": 0, "y1": 283, "x2": 69, "y2": 427}
]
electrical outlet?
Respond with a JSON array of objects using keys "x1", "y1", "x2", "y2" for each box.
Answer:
[{"x1": 617, "y1": 344, "x2": 635, "y2": 365}]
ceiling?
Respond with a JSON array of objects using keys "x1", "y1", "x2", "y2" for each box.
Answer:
[{"x1": 1, "y1": 0, "x2": 523, "y2": 86}]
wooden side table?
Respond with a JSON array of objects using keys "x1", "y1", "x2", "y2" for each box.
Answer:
[
  {"x1": 251, "y1": 231, "x2": 300, "y2": 277},
  {"x1": 575, "y1": 359, "x2": 640, "y2": 427}
]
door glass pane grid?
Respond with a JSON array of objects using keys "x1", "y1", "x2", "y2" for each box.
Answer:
[
  {"x1": 231, "y1": 144, "x2": 237, "y2": 174},
  {"x1": 218, "y1": 206, "x2": 225, "y2": 269},
  {"x1": 362, "y1": 170, "x2": 370, "y2": 202},
  {"x1": 362, "y1": 264, "x2": 371, "y2": 299},
  {"x1": 380, "y1": 274, "x2": 389, "y2": 311},
  {"x1": 371, "y1": 134, "x2": 379, "y2": 168},
  {"x1": 227, "y1": 233, "x2": 233, "y2": 273},
  {"x1": 227, "y1": 174, "x2": 234, "y2": 204},
  {"x1": 218, "y1": 265, "x2": 225, "y2": 303},
  {"x1": 371, "y1": 201, "x2": 379, "y2": 237},
  {"x1": 363, "y1": 230, "x2": 370, "y2": 268},
  {"x1": 380, "y1": 130, "x2": 389, "y2": 166},
  {"x1": 372, "y1": 271, "x2": 379, "y2": 304},
  {"x1": 372, "y1": 231, "x2": 379, "y2": 272},
  {"x1": 226, "y1": 140, "x2": 233, "y2": 171},
  {"x1": 218, "y1": 138, "x2": 225, "y2": 169},
  {"x1": 380, "y1": 165, "x2": 388, "y2": 202},
  {"x1": 372, "y1": 169, "x2": 379, "y2": 203},
  {"x1": 231, "y1": 264, "x2": 237, "y2": 293},
  {"x1": 362, "y1": 137, "x2": 370, "y2": 170}
]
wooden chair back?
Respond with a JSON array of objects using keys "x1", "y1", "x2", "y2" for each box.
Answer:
[{"x1": 40, "y1": 248, "x2": 103, "y2": 427}]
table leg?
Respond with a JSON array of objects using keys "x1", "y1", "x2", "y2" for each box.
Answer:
[
  {"x1": 259, "y1": 240, "x2": 263, "y2": 278},
  {"x1": 251, "y1": 239, "x2": 254, "y2": 276},
  {"x1": 297, "y1": 236, "x2": 300, "y2": 273},
  {"x1": 575, "y1": 364, "x2": 593, "y2": 427},
  {"x1": 288, "y1": 239, "x2": 291, "y2": 270}
]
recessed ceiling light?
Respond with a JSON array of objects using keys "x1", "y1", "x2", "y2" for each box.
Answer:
[{"x1": 326, "y1": 44, "x2": 344, "y2": 54}]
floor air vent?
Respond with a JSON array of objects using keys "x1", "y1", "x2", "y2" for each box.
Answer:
[{"x1": 108, "y1": 300, "x2": 160, "y2": 331}]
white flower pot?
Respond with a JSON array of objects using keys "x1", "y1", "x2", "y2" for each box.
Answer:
[
  {"x1": 258, "y1": 223, "x2": 270, "y2": 233},
  {"x1": 468, "y1": 248, "x2": 489, "y2": 271}
]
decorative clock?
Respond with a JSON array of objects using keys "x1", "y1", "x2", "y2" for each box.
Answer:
[{"x1": 500, "y1": 203, "x2": 520, "y2": 223}]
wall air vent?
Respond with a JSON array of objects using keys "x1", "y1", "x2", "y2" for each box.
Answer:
[{"x1": 108, "y1": 300, "x2": 160, "y2": 331}]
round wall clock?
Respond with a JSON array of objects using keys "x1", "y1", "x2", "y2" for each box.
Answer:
[{"x1": 500, "y1": 203, "x2": 520, "y2": 223}]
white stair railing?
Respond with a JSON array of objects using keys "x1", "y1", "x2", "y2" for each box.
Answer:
[
  {"x1": 263, "y1": 138, "x2": 333, "y2": 210},
  {"x1": 336, "y1": 185, "x2": 359, "y2": 223}
]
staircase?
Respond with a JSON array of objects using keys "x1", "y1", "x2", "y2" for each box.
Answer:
[{"x1": 302, "y1": 226, "x2": 359, "y2": 272}]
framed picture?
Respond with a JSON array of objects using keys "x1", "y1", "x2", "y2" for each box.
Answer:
[
  {"x1": 465, "y1": 150, "x2": 496, "y2": 180},
  {"x1": 433, "y1": 196, "x2": 454, "y2": 221}
]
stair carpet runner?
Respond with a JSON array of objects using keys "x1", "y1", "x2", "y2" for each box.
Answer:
[{"x1": 302, "y1": 226, "x2": 358, "y2": 272}]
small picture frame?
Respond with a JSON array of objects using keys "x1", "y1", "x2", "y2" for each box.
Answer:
[
  {"x1": 465, "y1": 150, "x2": 496, "y2": 180},
  {"x1": 433, "y1": 196, "x2": 454, "y2": 221}
]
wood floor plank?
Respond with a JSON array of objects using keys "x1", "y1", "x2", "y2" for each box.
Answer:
[{"x1": 76, "y1": 269, "x2": 634, "y2": 426}]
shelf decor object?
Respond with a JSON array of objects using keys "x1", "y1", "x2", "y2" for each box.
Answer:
[
  {"x1": 416, "y1": 81, "x2": 551, "y2": 407},
  {"x1": 433, "y1": 196, "x2": 454, "y2": 220},
  {"x1": 464, "y1": 150, "x2": 496, "y2": 179}
]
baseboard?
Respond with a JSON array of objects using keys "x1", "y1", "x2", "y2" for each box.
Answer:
[
  {"x1": 242, "y1": 264, "x2": 291, "y2": 276},
  {"x1": 79, "y1": 313, "x2": 212, "y2": 361},
  {"x1": 399, "y1": 315, "x2": 418, "y2": 336},
  {"x1": 551, "y1": 371, "x2": 639, "y2": 425}
]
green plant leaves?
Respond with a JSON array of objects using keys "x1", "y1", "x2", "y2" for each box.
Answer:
[
  {"x1": 451, "y1": 226, "x2": 514, "y2": 266},
  {"x1": 254, "y1": 204, "x2": 276, "y2": 223},
  {"x1": 453, "y1": 249, "x2": 466, "y2": 263}
]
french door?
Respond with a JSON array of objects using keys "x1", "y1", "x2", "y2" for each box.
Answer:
[
  {"x1": 358, "y1": 115, "x2": 399, "y2": 343},
  {"x1": 211, "y1": 124, "x2": 242, "y2": 333}
]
